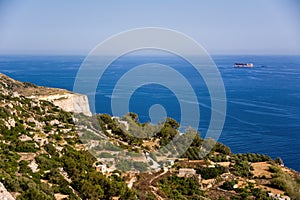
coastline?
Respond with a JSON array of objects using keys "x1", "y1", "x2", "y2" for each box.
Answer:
[{"x1": 1, "y1": 72, "x2": 299, "y2": 199}]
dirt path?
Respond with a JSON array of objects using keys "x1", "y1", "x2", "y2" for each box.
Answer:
[
  {"x1": 88, "y1": 122, "x2": 108, "y2": 139},
  {"x1": 148, "y1": 169, "x2": 168, "y2": 200},
  {"x1": 149, "y1": 185, "x2": 165, "y2": 200}
]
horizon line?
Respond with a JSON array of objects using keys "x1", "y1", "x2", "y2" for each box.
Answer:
[{"x1": 1, "y1": 53, "x2": 300, "y2": 57}]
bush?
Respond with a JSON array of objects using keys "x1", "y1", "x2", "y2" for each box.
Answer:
[
  {"x1": 116, "y1": 160, "x2": 132, "y2": 172},
  {"x1": 133, "y1": 162, "x2": 148, "y2": 172},
  {"x1": 35, "y1": 154, "x2": 60, "y2": 170},
  {"x1": 270, "y1": 177, "x2": 287, "y2": 190},
  {"x1": 158, "y1": 176, "x2": 203, "y2": 199},
  {"x1": 15, "y1": 141, "x2": 38, "y2": 153},
  {"x1": 270, "y1": 170, "x2": 300, "y2": 200},
  {"x1": 99, "y1": 152, "x2": 115, "y2": 158},
  {"x1": 268, "y1": 165, "x2": 280, "y2": 173},
  {"x1": 274, "y1": 157, "x2": 284, "y2": 165},
  {"x1": 213, "y1": 143, "x2": 231, "y2": 155},
  {"x1": 17, "y1": 187, "x2": 54, "y2": 200},
  {"x1": 18, "y1": 160, "x2": 31, "y2": 174},
  {"x1": 232, "y1": 153, "x2": 271, "y2": 163},
  {"x1": 44, "y1": 143, "x2": 59, "y2": 157},
  {"x1": 0, "y1": 170, "x2": 21, "y2": 192},
  {"x1": 220, "y1": 180, "x2": 237, "y2": 190},
  {"x1": 233, "y1": 160, "x2": 253, "y2": 178},
  {"x1": 98, "y1": 114, "x2": 113, "y2": 124},
  {"x1": 181, "y1": 147, "x2": 201, "y2": 160},
  {"x1": 196, "y1": 165, "x2": 227, "y2": 179}
]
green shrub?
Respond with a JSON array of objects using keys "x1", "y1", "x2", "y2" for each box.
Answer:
[
  {"x1": 35, "y1": 154, "x2": 60, "y2": 170},
  {"x1": 270, "y1": 169, "x2": 300, "y2": 200},
  {"x1": 233, "y1": 160, "x2": 253, "y2": 178},
  {"x1": 116, "y1": 160, "x2": 132, "y2": 172},
  {"x1": 220, "y1": 180, "x2": 237, "y2": 190},
  {"x1": 99, "y1": 152, "x2": 115, "y2": 158},
  {"x1": 133, "y1": 162, "x2": 148, "y2": 172},
  {"x1": 270, "y1": 177, "x2": 287, "y2": 190},
  {"x1": 17, "y1": 187, "x2": 55, "y2": 200},
  {"x1": 196, "y1": 165, "x2": 227, "y2": 179},
  {"x1": 15, "y1": 141, "x2": 38, "y2": 153},
  {"x1": 269, "y1": 165, "x2": 280, "y2": 173},
  {"x1": 158, "y1": 176, "x2": 203, "y2": 199}
]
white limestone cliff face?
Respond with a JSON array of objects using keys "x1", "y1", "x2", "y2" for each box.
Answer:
[
  {"x1": 35, "y1": 93, "x2": 92, "y2": 116},
  {"x1": 0, "y1": 182, "x2": 15, "y2": 200},
  {"x1": 0, "y1": 73, "x2": 92, "y2": 116}
]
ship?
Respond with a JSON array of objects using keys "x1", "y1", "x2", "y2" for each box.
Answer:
[{"x1": 234, "y1": 63, "x2": 254, "y2": 68}]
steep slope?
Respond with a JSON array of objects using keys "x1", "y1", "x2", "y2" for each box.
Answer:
[
  {"x1": 0, "y1": 74, "x2": 135, "y2": 200},
  {"x1": 0, "y1": 73, "x2": 91, "y2": 116}
]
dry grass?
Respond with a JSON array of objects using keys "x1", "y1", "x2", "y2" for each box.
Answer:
[
  {"x1": 142, "y1": 139, "x2": 160, "y2": 149},
  {"x1": 19, "y1": 87, "x2": 68, "y2": 97},
  {"x1": 216, "y1": 162, "x2": 231, "y2": 168},
  {"x1": 257, "y1": 185, "x2": 285, "y2": 195},
  {"x1": 281, "y1": 166, "x2": 297, "y2": 178},
  {"x1": 175, "y1": 160, "x2": 206, "y2": 169},
  {"x1": 251, "y1": 162, "x2": 272, "y2": 178}
]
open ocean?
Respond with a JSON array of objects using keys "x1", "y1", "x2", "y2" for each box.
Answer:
[{"x1": 0, "y1": 54, "x2": 299, "y2": 171}]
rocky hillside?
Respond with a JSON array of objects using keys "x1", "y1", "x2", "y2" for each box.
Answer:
[
  {"x1": 0, "y1": 74, "x2": 135, "y2": 200},
  {"x1": 91, "y1": 113, "x2": 300, "y2": 200},
  {"x1": 0, "y1": 74, "x2": 299, "y2": 200}
]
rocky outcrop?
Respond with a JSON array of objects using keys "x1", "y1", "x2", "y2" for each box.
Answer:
[
  {"x1": 0, "y1": 182, "x2": 15, "y2": 200},
  {"x1": 36, "y1": 93, "x2": 92, "y2": 116}
]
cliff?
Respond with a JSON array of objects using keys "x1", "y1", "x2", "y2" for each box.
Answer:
[
  {"x1": 31, "y1": 93, "x2": 92, "y2": 116},
  {"x1": 0, "y1": 73, "x2": 91, "y2": 116}
]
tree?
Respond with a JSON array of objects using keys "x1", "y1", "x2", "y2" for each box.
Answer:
[
  {"x1": 79, "y1": 180, "x2": 104, "y2": 199},
  {"x1": 165, "y1": 118, "x2": 180, "y2": 129},
  {"x1": 274, "y1": 157, "x2": 284, "y2": 165},
  {"x1": 98, "y1": 113, "x2": 113, "y2": 124},
  {"x1": 128, "y1": 112, "x2": 139, "y2": 123}
]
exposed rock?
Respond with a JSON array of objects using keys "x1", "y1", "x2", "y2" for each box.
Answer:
[
  {"x1": 12, "y1": 92, "x2": 19, "y2": 98},
  {"x1": 18, "y1": 153, "x2": 36, "y2": 162},
  {"x1": 19, "y1": 134, "x2": 32, "y2": 142},
  {"x1": 4, "y1": 118, "x2": 15, "y2": 130},
  {"x1": 50, "y1": 119, "x2": 60, "y2": 126},
  {"x1": 28, "y1": 160, "x2": 39, "y2": 173},
  {"x1": 0, "y1": 73, "x2": 92, "y2": 116},
  {"x1": 33, "y1": 93, "x2": 91, "y2": 116},
  {"x1": 0, "y1": 182, "x2": 15, "y2": 200},
  {"x1": 33, "y1": 136, "x2": 48, "y2": 145},
  {"x1": 55, "y1": 193, "x2": 69, "y2": 200},
  {"x1": 26, "y1": 117, "x2": 36, "y2": 123}
]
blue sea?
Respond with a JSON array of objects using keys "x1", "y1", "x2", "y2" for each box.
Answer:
[{"x1": 0, "y1": 54, "x2": 299, "y2": 171}]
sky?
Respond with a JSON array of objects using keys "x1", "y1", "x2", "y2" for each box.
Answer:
[{"x1": 0, "y1": 0, "x2": 299, "y2": 55}]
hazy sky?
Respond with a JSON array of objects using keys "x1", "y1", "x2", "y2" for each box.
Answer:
[{"x1": 0, "y1": 0, "x2": 299, "y2": 55}]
